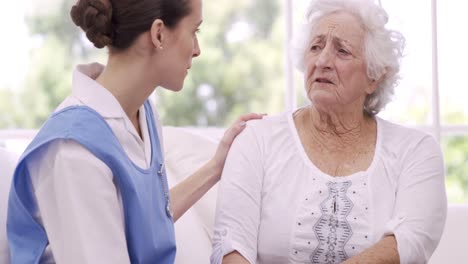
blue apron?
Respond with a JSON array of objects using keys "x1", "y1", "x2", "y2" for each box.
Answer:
[{"x1": 7, "y1": 101, "x2": 176, "y2": 264}]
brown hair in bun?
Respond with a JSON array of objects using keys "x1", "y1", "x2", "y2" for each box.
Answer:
[
  {"x1": 70, "y1": 0, "x2": 192, "y2": 51},
  {"x1": 70, "y1": 0, "x2": 113, "y2": 48}
]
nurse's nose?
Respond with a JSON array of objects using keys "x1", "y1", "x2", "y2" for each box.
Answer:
[{"x1": 193, "y1": 36, "x2": 201, "y2": 58}]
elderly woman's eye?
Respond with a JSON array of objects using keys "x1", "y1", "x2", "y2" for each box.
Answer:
[
  {"x1": 310, "y1": 45, "x2": 321, "y2": 51},
  {"x1": 338, "y1": 49, "x2": 350, "y2": 55}
]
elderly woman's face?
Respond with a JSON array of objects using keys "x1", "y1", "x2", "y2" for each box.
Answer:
[{"x1": 304, "y1": 12, "x2": 377, "y2": 113}]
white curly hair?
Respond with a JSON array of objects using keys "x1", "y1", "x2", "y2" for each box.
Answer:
[{"x1": 291, "y1": 0, "x2": 405, "y2": 115}]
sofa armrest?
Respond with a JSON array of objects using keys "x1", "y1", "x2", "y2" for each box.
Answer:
[{"x1": 429, "y1": 204, "x2": 468, "y2": 264}]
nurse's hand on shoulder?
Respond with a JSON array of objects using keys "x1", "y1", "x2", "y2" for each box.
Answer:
[{"x1": 211, "y1": 113, "x2": 266, "y2": 175}]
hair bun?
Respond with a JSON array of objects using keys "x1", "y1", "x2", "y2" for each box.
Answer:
[{"x1": 70, "y1": 0, "x2": 113, "y2": 48}]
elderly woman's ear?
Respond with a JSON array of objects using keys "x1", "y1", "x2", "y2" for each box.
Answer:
[{"x1": 367, "y1": 69, "x2": 387, "y2": 95}]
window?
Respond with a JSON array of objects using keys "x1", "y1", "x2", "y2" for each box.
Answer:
[
  {"x1": 0, "y1": 0, "x2": 467, "y2": 203},
  {"x1": 156, "y1": 0, "x2": 286, "y2": 126},
  {"x1": 437, "y1": 0, "x2": 468, "y2": 203}
]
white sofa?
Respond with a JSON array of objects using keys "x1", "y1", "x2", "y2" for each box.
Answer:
[
  {"x1": 0, "y1": 148, "x2": 18, "y2": 264},
  {"x1": 1, "y1": 127, "x2": 467, "y2": 263},
  {"x1": 429, "y1": 204, "x2": 468, "y2": 264},
  {"x1": 162, "y1": 126, "x2": 220, "y2": 264}
]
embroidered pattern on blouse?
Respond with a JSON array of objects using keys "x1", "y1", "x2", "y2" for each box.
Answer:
[{"x1": 310, "y1": 181, "x2": 353, "y2": 264}]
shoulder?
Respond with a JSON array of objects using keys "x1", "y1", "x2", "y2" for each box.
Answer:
[
  {"x1": 25, "y1": 139, "x2": 111, "y2": 186},
  {"x1": 377, "y1": 117, "x2": 442, "y2": 161},
  {"x1": 54, "y1": 96, "x2": 83, "y2": 112},
  {"x1": 27, "y1": 139, "x2": 105, "y2": 167},
  {"x1": 22, "y1": 107, "x2": 119, "y2": 170},
  {"x1": 379, "y1": 117, "x2": 437, "y2": 145},
  {"x1": 43, "y1": 106, "x2": 110, "y2": 140},
  {"x1": 228, "y1": 111, "x2": 294, "y2": 159},
  {"x1": 243, "y1": 111, "x2": 291, "y2": 137},
  {"x1": 231, "y1": 111, "x2": 292, "y2": 148}
]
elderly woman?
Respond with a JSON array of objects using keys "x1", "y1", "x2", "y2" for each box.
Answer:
[{"x1": 210, "y1": 0, "x2": 447, "y2": 263}]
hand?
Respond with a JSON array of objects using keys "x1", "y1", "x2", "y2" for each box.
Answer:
[{"x1": 211, "y1": 113, "x2": 266, "y2": 176}]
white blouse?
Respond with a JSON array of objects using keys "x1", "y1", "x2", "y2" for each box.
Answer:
[
  {"x1": 25, "y1": 63, "x2": 161, "y2": 264},
  {"x1": 211, "y1": 111, "x2": 447, "y2": 264}
]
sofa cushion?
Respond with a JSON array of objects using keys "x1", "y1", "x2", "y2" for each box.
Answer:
[
  {"x1": 0, "y1": 148, "x2": 18, "y2": 264},
  {"x1": 162, "y1": 126, "x2": 222, "y2": 264}
]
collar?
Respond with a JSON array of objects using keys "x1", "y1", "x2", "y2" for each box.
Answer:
[
  {"x1": 71, "y1": 63, "x2": 149, "y2": 143},
  {"x1": 72, "y1": 63, "x2": 126, "y2": 119}
]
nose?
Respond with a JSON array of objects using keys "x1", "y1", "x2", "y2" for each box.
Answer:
[
  {"x1": 315, "y1": 45, "x2": 334, "y2": 70},
  {"x1": 193, "y1": 36, "x2": 201, "y2": 58}
]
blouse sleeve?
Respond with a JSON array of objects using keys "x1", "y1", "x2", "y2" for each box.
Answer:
[
  {"x1": 28, "y1": 139, "x2": 131, "y2": 264},
  {"x1": 383, "y1": 135, "x2": 447, "y2": 264},
  {"x1": 210, "y1": 124, "x2": 264, "y2": 264}
]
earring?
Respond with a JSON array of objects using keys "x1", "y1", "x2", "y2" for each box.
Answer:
[{"x1": 159, "y1": 45, "x2": 163, "y2": 50}]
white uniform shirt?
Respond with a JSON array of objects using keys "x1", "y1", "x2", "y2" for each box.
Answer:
[
  {"x1": 211, "y1": 111, "x2": 447, "y2": 264},
  {"x1": 26, "y1": 63, "x2": 162, "y2": 264}
]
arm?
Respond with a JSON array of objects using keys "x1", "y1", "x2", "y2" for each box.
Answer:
[
  {"x1": 222, "y1": 251, "x2": 251, "y2": 264},
  {"x1": 390, "y1": 136, "x2": 446, "y2": 263},
  {"x1": 169, "y1": 113, "x2": 265, "y2": 222},
  {"x1": 348, "y1": 135, "x2": 446, "y2": 264},
  {"x1": 343, "y1": 236, "x2": 399, "y2": 264},
  {"x1": 30, "y1": 140, "x2": 130, "y2": 264},
  {"x1": 169, "y1": 158, "x2": 219, "y2": 222},
  {"x1": 210, "y1": 123, "x2": 264, "y2": 264}
]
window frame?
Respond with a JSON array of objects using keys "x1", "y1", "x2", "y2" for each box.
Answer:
[{"x1": 283, "y1": 0, "x2": 468, "y2": 140}]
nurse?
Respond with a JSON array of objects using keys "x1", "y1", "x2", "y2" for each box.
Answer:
[{"x1": 7, "y1": 0, "x2": 263, "y2": 263}]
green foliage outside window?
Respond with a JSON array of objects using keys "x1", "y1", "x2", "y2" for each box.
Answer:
[{"x1": 156, "y1": 0, "x2": 285, "y2": 126}]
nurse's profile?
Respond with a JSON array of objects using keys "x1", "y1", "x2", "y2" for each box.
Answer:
[{"x1": 6, "y1": 0, "x2": 263, "y2": 263}]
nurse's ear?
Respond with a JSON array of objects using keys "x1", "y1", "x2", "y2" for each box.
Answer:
[{"x1": 150, "y1": 19, "x2": 165, "y2": 50}]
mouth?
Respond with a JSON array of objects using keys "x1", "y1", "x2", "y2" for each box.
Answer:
[{"x1": 314, "y1": 77, "x2": 334, "y2": 84}]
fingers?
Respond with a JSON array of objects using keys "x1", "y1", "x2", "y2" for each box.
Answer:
[
  {"x1": 221, "y1": 113, "x2": 267, "y2": 146},
  {"x1": 236, "y1": 113, "x2": 267, "y2": 123},
  {"x1": 221, "y1": 121, "x2": 246, "y2": 147},
  {"x1": 212, "y1": 112, "x2": 268, "y2": 170}
]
